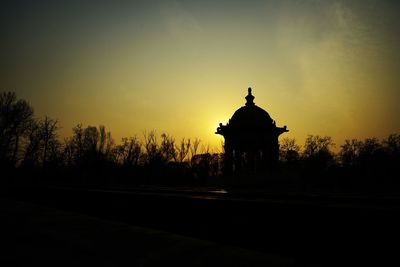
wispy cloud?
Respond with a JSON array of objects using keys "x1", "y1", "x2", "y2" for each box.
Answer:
[{"x1": 158, "y1": 0, "x2": 203, "y2": 43}]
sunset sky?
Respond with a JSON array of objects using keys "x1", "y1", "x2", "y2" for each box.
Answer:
[{"x1": 1, "y1": 0, "x2": 399, "y2": 150}]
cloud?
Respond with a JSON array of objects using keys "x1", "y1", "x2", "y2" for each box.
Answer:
[{"x1": 158, "y1": 0, "x2": 202, "y2": 43}]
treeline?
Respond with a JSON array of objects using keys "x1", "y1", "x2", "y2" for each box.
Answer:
[
  {"x1": 280, "y1": 134, "x2": 400, "y2": 168},
  {"x1": 0, "y1": 92, "x2": 220, "y2": 185},
  {"x1": 1, "y1": 92, "x2": 400, "y2": 191},
  {"x1": 278, "y1": 134, "x2": 400, "y2": 192}
]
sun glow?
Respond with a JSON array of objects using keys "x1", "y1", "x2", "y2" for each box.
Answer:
[{"x1": 1, "y1": 1, "x2": 399, "y2": 150}]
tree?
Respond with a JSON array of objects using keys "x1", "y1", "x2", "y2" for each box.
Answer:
[
  {"x1": 40, "y1": 116, "x2": 60, "y2": 166},
  {"x1": 191, "y1": 152, "x2": 221, "y2": 178},
  {"x1": 383, "y1": 134, "x2": 400, "y2": 157},
  {"x1": 143, "y1": 130, "x2": 162, "y2": 166},
  {"x1": 358, "y1": 138, "x2": 384, "y2": 167},
  {"x1": 189, "y1": 138, "x2": 201, "y2": 166},
  {"x1": 176, "y1": 138, "x2": 191, "y2": 163},
  {"x1": 22, "y1": 116, "x2": 60, "y2": 167},
  {"x1": 160, "y1": 133, "x2": 176, "y2": 163},
  {"x1": 339, "y1": 139, "x2": 362, "y2": 166},
  {"x1": 115, "y1": 137, "x2": 142, "y2": 166},
  {"x1": 22, "y1": 119, "x2": 41, "y2": 167},
  {"x1": 97, "y1": 125, "x2": 114, "y2": 162},
  {"x1": 279, "y1": 137, "x2": 301, "y2": 162},
  {"x1": 64, "y1": 124, "x2": 115, "y2": 167},
  {"x1": 303, "y1": 135, "x2": 335, "y2": 167},
  {"x1": 0, "y1": 92, "x2": 34, "y2": 167}
]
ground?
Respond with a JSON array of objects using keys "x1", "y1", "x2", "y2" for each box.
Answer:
[{"x1": 0, "y1": 199, "x2": 293, "y2": 266}]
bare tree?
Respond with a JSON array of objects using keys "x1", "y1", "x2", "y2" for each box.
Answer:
[
  {"x1": 83, "y1": 126, "x2": 99, "y2": 153},
  {"x1": 303, "y1": 135, "x2": 335, "y2": 158},
  {"x1": 0, "y1": 92, "x2": 34, "y2": 166},
  {"x1": 115, "y1": 137, "x2": 142, "y2": 166},
  {"x1": 339, "y1": 139, "x2": 362, "y2": 166},
  {"x1": 176, "y1": 138, "x2": 190, "y2": 163},
  {"x1": 70, "y1": 124, "x2": 84, "y2": 164},
  {"x1": 189, "y1": 138, "x2": 201, "y2": 166},
  {"x1": 160, "y1": 133, "x2": 177, "y2": 162},
  {"x1": 200, "y1": 143, "x2": 210, "y2": 155},
  {"x1": 358, "y1": 138, "x2": 383, "y2": 166},
  {"x1": 105, "y1": 130, "x2": 114, "y2": 161},
  {"x1": 279, "y1": 137, "x2": 301, "y2": 162},
  {"x1": 303, "y1": 135, "x2": 335, "y2": 166},
  {"x1": 22, "y1": 119, "x2": 41, "y2": 167},
  {"x1": 64, "y1": 124, "x2": 115, "y2": 167},
  {"x1": 143, "y1": 130, "x2": 162, "y2": 165},
  {"x1": 383, "y1": 134, "x2": 400, "y2": 156},
  {"x1": 40, "y1": 116, "x2": 59, "y2": 166},
  {"x1": 98, "y1": 125, "x2": 107, "y2": 154},
  {"x1": 62, "y1": 137, "x2": 75, "y2": 167}
]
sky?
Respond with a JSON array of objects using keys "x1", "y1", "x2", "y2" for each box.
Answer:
[{"x1": 1, "y1": 0, "x2": 399, "y2": 150}]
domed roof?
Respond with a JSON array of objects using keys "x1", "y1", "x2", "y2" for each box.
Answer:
[{"x1": 229, "y1": 88, "x2": 273, "y2": 129}]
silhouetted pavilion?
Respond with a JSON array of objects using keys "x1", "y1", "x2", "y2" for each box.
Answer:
[{"x1": 216, "y1": 88, "x2": 288, "y2": 175}]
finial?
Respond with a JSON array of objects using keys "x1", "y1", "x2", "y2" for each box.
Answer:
[{"x1": 245, "y1": 87, "x2": 255, "y2": 106}]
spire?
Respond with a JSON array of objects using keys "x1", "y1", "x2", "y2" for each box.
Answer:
[{"x1": 245, "y1": 87, "x2": 255, "y2": 106}]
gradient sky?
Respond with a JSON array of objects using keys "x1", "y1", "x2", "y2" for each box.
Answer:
[{"x1": 1, "y1": 0, "x2": 399, "y2": 150}]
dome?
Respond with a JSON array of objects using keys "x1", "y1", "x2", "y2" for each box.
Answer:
[
  {"x1": 216, "y1": 87, "x2": 289, "y2": 176},
  {"x1": 230, "y1": 105, "x2": 273, "y2": 127},
  {"x1": 229, "y1": 88, "x2": 273, "y2": 129}
]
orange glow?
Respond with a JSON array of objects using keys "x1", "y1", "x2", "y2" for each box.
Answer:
[{"x1": 2, "y1": 1, "x2": 399, "y2": 149}]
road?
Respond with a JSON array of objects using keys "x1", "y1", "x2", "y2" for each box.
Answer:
[{"x1": 6, "y1": 184, "x2": 400, "y2": 266}]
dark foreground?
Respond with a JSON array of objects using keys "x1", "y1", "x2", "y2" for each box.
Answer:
[
  {"x1": 3, "y1": 185, "x2": 400, "y2": 266},
  {"x1": 1, "y1": 200, "x2": 293, "y2": 267}
]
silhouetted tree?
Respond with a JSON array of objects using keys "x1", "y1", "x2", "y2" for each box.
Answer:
[
  {"x1": 382, "y1": 134, "x2": 400, "y2": 186},
  {"x1": 5, "y1": 91, "x2": 400, "y2": 191},
  {"x1": 143, "y1": 130, "x2": 163, "y2": 166},
  {"x1": 176, "y1": 138, "x2": 190, "y2": 163},
  {"x1": 189, "y1": 138, "x2": 201, "y2": 165},
  {"x1": 210, "y1": 153, "x2": 222, "y2": 177},
  {"x1": 67, "y1": 124, "x2": 84, "y2": 166},
  {"x1": 40, "y1": 116, "x2": 60, "y2": 167},
  {"x1": 279, "y1": 137, "x2": 301, "y2": 162},
  {"x1": 191, "y1": 152, "x2": 221, "y2": 179},
  {"x1": 160, "y1": 133, "x2": 177, "y2": 163},
  {"x1": 192, "y1": 153, "x2": 211, "y2": 178},
  {"x1": 64, "y1": 124, "x2": 115, "y2": 168},
  {"x1": 115, "y1": 137, "x2": 142, "y2": 166},
  {"x1": 358, "y1": 138, "x2": 384, "y2": 168},
  {"x1": 22, "y1": 116, "x2": 61, "y2": 168},
  {"x1": 98, "y1": 125, "x2": 115, "y2": 163},
  {"x1": 303, "y1": 135, "x2": 335, "y2": 167},
  {"x1": 0, "y1": 92, "x2": 34, "y2": 167},
  {"x1": 383, "y1": 134, "x2": 400, "y2": 157},
  {"x1": 339, "y1": 139, "x2": 362, "y2": 167},
  {"x1": 22, "y1": 119, "x2": 41, "y2": 167}
]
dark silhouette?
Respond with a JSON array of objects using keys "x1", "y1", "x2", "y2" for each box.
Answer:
[
  {"x1": 3, "y1": 91, "x2": 400, "y2": 267},
  {"x1": 279, "y1": 137, "x2": 301, "y2": 162},
  {"x1": 1, "y1": 90, "x2": 400, "y2": 192},
  {"x1": 0, "y1": 92, "x2": 34, "y2": 170},
  {"x1": 22, "y1": 116, "x2": 61, "y2": 168},
  {"x1": 216, "y1": 88, "x2": 288, "y2": 176}
]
